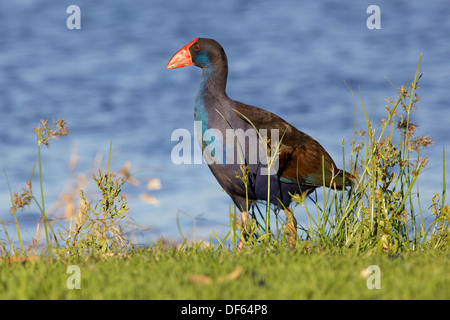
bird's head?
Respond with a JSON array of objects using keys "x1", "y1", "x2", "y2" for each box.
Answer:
[{"x1": 167, "y1": 38, "x2": 226, "y2": 69}]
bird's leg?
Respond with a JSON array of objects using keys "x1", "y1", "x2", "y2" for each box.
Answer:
[
  {"x1": 237, "y1": 211, "x2": 249, "y2": 251},
  {"x1": 284, "y1": 208, "x2": 297, "y2": 248}
]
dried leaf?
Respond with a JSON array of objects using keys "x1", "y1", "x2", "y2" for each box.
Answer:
[
  {"x1": 188, "y1": 274, "x2": 212, "y2": 286},
  {"x1": 139, "y1": 193, "x2": 160, "y2": 207},
  {"x1": 217, "y1": 266, "x2": 243, "y2": 283},
  {"x1": 147, "y1": 178, "x2": 162, "y2": 190}
]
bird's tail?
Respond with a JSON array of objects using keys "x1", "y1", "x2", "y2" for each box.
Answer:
[{"x1": 331, "y1": 169, "x2": 355, "y2": 189}]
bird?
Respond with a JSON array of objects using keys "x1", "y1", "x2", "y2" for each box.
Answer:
[{"x1": 167, "y1": 38, "x2": 353, "y2": 248}]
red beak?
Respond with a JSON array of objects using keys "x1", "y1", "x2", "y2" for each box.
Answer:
[{"x1": 166, "y1": 38, "x2": 199, "y2": 69}]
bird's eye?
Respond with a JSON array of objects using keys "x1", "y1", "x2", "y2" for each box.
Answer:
[{"x1": 193, "y1": 44, "x2": 200, "y2": 51}]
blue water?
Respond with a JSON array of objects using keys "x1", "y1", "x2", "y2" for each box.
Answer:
[{"x1": 1, "y1": 0, "x2": 449, "y2": 246}]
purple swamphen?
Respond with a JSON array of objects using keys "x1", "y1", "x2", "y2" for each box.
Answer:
[{"x1": 167, "y1": 38, "x2": 354, "y2": 247}]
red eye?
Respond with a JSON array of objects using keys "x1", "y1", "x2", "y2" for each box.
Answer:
[{"x1": 193, "y1": 44, "x2": 200, "y2": 51}]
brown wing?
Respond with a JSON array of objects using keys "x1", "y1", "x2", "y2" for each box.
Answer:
[{"x1": 234, "y1": 102, "x2": 350, "y2": 188}]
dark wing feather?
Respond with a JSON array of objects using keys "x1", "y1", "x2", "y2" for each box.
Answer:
[{"x1": 234, "y1": 102, "x2": 352, "y2": 188}]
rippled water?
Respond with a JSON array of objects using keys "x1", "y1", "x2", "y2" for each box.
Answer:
[{"x1": 1, "y1": 0, "x2": 449, "y2": 245}]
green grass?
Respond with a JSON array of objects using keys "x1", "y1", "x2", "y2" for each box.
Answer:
[{"x1": 1, "y1": 246, "x2": 449, "y2": 299}]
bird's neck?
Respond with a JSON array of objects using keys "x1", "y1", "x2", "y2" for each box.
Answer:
[
  {"x1": 197, "y1": 63, "x2": 228, "y2": 103},
  {"x1": 194, "y1": 63, "x2": 229, "y2": 140}
]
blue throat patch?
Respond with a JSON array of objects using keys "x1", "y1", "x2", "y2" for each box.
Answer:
[{"x1": 195, "y1": 66, "x2": 213, "y2": 138}]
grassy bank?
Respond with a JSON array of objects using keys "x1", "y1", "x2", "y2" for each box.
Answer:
[
  {"x1": 1, "y1": 55, "x2": 448, "y2": 301},
  {"x1": 1, "y1": 246, "x2": 449, "y2": 299}
]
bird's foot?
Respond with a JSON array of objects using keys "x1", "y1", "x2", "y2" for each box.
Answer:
[
  {"x1": 284, "y1": 209, "x2": 298, "y2": 248},
  {"x1": 237, "y1": 240, "x2": 245, "y2": 252}
]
